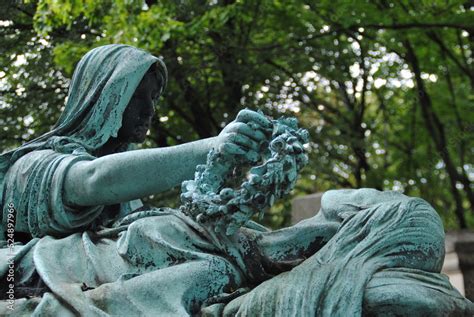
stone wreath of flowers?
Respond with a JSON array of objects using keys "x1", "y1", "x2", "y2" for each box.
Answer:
[{"x1": 180, "y1": 115, "x2": 309, "y2": 236}]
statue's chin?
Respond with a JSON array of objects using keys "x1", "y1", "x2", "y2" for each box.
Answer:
[
  {"x1": 131, "y1": 128, "x2": 148, "y2": 143},
  {"x1": 130, "y1": 136, "x2": 146, "y2": 144}
]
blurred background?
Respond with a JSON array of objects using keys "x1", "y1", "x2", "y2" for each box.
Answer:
[{"x1": 0, "y1": 0, "x2": 473, "y2": 231}]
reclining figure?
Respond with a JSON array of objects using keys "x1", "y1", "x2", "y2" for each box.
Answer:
[{"x1": 0, "y1": 45, "x2": 472, "y2": 316}]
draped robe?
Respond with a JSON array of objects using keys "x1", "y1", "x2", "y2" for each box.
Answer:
[{"x1": 1, "y1": 45, "x2": 472, "y2": 316}]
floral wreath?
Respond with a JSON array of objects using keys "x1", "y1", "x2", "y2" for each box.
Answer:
[{"x1": 180, "y1": 115, "x2": 309, "y2": 236}]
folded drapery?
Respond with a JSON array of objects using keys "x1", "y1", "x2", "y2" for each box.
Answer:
[
  {"x1": 1, "y1": 189, "x2": 473, "y2": 316},
  {"x1": 203, "y1": 189, "x2": 474, "y2": 316}
]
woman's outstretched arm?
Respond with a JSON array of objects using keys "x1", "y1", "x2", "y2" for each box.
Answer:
[
  {"x1": 64, "y1": 137, "x2": 216, "y2": 207},
  {"x1": 64, "y1": 109, "x2": 271, "y2": 207}
]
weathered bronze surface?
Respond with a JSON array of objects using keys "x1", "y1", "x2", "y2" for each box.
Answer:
[{"x1": 0, "y1": 45, "x2": 472, "y2": 316}]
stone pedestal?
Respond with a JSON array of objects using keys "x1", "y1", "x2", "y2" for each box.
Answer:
[
  {"x1": 455, "y1": 232, "x2": 474, "y2": 301},
  {"x1": 291, "y1": 192, "x2": 323, "y2": 224},
  {"x1": 442, "y1": 250, "x2": 464, "y2": 295}
]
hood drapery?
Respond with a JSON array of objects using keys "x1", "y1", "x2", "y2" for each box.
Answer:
[{"x1": 0, "y1": 44, "x2": 167, "y2": 205}]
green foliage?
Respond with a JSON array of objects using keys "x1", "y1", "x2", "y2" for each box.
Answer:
[{"x1": 1, "y1": 0, "x2": 473, "y2": 229}]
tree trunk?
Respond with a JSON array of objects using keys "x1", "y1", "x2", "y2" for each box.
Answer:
[{"x1": 404, "y1": 39, "x2": 470, "y2": 228}]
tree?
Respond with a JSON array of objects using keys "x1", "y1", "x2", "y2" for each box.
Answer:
[{"x1": 1, "y1": 0, "x2": 473, "y2": 229}]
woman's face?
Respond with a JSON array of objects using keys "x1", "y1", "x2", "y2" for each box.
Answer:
[{"x1": 118, "y1": 71, "x2": 161, "y2": 143}]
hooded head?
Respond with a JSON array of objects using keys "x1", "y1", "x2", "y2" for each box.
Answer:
[
  {"x1": 0, "y1": 44, "x2": 168, "y2": 199},
  {"x1": 52, "y1": 44, "x2": 167, "y2": 150}
]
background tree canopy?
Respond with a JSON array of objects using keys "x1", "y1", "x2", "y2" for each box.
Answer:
[{"x1": 1, "y1": 0, "x2": 473, "y2": 229}]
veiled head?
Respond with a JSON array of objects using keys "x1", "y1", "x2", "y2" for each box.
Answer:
[
  {"x1": 0, "y1": 44, "x2": 168, "y2": 201},
  {"x1": 55, "y1": 44, "x2": 167, "y2": 150}
]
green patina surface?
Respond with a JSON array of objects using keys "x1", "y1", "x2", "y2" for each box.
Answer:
[
  {"x1": 181, "y1": 116, "x2": 309, "y2": 236},
  {"x1": 0, "y1": 45, "x2": 472, "y2": 316}
]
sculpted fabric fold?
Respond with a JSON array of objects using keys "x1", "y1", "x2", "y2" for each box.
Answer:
[
  {"x1": 218, "y1": 189, "x2": 473, "y2": 316},
  {"x1": 0, "y1": 45, "x2": 167, "y2": 234},
  {"x1": 1, "y1": 44, "x2": 472, "y2": 316}
]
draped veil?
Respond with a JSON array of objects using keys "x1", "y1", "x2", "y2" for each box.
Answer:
[{"x1": 0, "y1": 44, "x2": 167, "y2": 209}]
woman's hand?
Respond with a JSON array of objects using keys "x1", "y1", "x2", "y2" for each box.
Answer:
[
  {"x1": 65, "y1": 109, "x2": 271, "y2": 207},
  {"x1": 216, "y1": 109, "x2": 272, "y2": 158}
]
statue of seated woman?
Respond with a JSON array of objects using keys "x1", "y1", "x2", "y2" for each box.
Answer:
[{"x1": 1, "y1": 44, "x2": 473, "y2": 316}]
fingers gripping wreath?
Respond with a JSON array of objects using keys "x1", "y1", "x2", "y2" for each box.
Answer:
[{"x1": 180, "y1": 115, "x2": 309, "y2": 236}]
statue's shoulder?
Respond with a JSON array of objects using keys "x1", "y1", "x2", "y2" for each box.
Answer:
[
  {"x1": 7, "y1": 149, "x2": 93, "y2": 179},
  {"x1": 12, "y1": 149, "x2": 64, "y2": 167}
]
